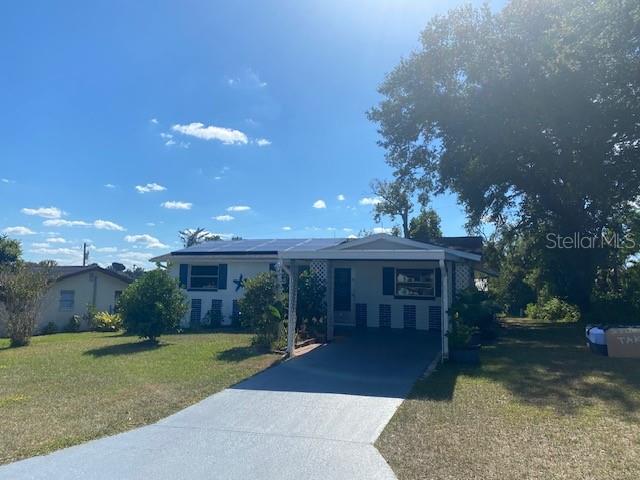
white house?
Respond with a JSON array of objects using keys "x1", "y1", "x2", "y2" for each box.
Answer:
[
  {"x1": 36, "y1": 265, "x2": 131, "y2": 332},
  {"x1": 152, "y1": 234, "x2": 482, "y2": 359}
]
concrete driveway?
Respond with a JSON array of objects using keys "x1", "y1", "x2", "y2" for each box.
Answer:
[{"x1": 0, "y1": 331, "x2": 440, "y2": 480}]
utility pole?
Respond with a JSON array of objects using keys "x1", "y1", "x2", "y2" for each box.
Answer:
[{"x1": 83, "y1": 243, "x2": 89, "y2": 266}]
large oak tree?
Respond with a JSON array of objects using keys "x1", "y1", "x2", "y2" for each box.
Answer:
[{"x1": 369, "y1": 0, "x2": 640, "y2": 308}]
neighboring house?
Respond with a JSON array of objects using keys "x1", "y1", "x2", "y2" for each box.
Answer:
[
  {"x1": 36, "y1": 265, "x2": 131, "y2": 332},
  {"x1": 151, "y1": 233, "x2": 482, "y2": 359}
]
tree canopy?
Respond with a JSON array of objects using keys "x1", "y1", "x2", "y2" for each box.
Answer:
[{"x1": 369, "y1": 0, "x2": 640, "y2": 308}]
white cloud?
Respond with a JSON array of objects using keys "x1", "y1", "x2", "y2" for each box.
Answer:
[
  {"x1": 93, "y1": 246, "x2": 118, "y2": 253},
  {"x1": 161, "y1": 201, "x2": 192, "y2": 210},
  {"x1": 94, "y1": 220, "x2": 125, "y2": 231},
  {"x1": 172, "y1": 122, "x2": 248, "y2": 145},
  {"x1": 1, "y1": 178, "x2": 13, "y2": 183},
  {"x1": 150, "y1": 118, "x2": 159, "y2": 124},
  {"x1": 104, "y1": 183, "x2": 116, "y2": 189},
  {"x1": 135, "y1": 182, "x2": 166, "y2": 193},
  {"x1": 124, "y1": 234, "x2": 168, "y2": 249},
  {"x1": 160, "y1": 133, "x2": 173, "y2": 139},
  {"x1": 214, "y1": 215, "x2": 234, "y2": 221},
  {"x1": 42, "y1": 219, "x2": 125, "y2": 231},
  {"x1": 46, "y1": 237, "x2": 66, "y2": 243},
  {"x1": 359, "y1": 197, "x2": 382, "y2": 206},
  {"x1": 43, "y1": 219, "x2": 90, "y2": 227},
  {"x1": 373, "y1": 227, "x2": 393, "y2": 234},
  {"x1": 226, "y1": 69, "x2": 267, "y2": 89},
  {"x1": 21, "y1": 206, "x2": 65, "y2": 219},
  {"x1": 282, "y1": 226, "x2": 292, "y2": 231},
  {"x1": 2, "y1": 226, "x2": 36, "y2": 235},
  {"x1": 29, "y1": 246, "x2": 83, "y2": 260},
  {"x1": 226, "y1": 205, "x2": 251, "y2": 212},
  {"x1": 31, "y1": 242, "x2": 51, "y2": 248},
  {"x1": 146, "y1": 222, "x2": 156, "y2": 227},
  {"x1": 313, "y1": 199, "x2": 327, "y2": 209},
  {"x1": 327, "y1": 227, "x2": 337, "y2": 231},
  {"x1": 337, "y1": 194, "x2": 345, "y2": 201},
  {"x1": 117, "y1": 250, "x2": 155, "y2": 267},
  {"x1": 255, "y1": 138, "x2": 271, "y2": 147},
  {"x1": 343, "y1": 228, "x2": 353, "y2": 232}
]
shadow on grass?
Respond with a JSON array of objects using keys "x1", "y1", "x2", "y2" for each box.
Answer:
[
  {"x1": 476, "y1": 321, "x2": 640, "y2": 417},
  {"x1": 216, "y1": 344, "x2": 266, "y2": 363},
  {"x1": 84, "y1": 340, "x2": 169, "y2": 357},
  {"x1": 409, "y1": 321, "x2": 640, "y2": 418}
]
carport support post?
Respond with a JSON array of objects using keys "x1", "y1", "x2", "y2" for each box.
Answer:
[
  {"x1": 439, "y1": 258, "x2": 450, "y2": 360},
  {"x1": 326, "y1": 260, "x2": 334, "y2": 341},
  {"x1": 287, "y1": 260, "x2": 298, "y2": 357}
]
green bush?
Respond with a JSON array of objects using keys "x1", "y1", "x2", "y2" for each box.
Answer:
[
  {"x1": 239, "y1": 272, "x2": 286, "y2": 349},
  {"x1": 118, "y1": 269, "x2": 188, "y2": 342},
  {"x1": 92, "y1": 311, "x2": 123, "y2": 332},
  {"x1": 41, "y1": 321, "x2": 57, "y2": 335},
  {"x1": 525, "y1": 297, "x2": 580, "y2": 323},
  {"x1": 65, "y1": 315, "x2": 81, "y2": 332},
  {"x1": 449, "y1": 289, "x2": 501, "y2": 340},
  {"x1": 296, "y1": 269, "x2": 326, "y2": 339},
  {"x1": 447, "y1": 316, "x2": 479, "y2": 348},
  {"x1": 203, "y1": 308, "x2": 222, "y2": 329}
]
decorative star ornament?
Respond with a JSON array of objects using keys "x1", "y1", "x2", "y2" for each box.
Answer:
[{"x1": 233, "y1": 274, "x2": 245, "y2": 292}]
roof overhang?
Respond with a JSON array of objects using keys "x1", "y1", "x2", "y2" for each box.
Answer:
[
  {"x1": 149, "y1": 253, "x2": 279, "y2": 263},
  {"x1": 280, "y1": 249, "x2": 480, "y2": 262}
]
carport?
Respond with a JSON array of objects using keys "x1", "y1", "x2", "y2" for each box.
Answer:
[{"x1": 279, "y1": 234, "x2": 482, "y2": 361}]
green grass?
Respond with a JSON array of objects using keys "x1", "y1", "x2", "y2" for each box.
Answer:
[
  {"x1": 377, "y1": 319, "x2": 640, "y2": 480},
  {"x1": 0, "y1": 331, "x2": 279, "y2": 465}
]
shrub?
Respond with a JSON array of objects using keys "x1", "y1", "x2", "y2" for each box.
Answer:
[
  {"x1": 41, "y1": 321, "x2": 57, "y2": 335},
  {"x1": 296, "y1": 269, "x2": 326, "y2": 339},
  {"x1": 526, "y1": 296, "x2": 580, "y2": 323},
  {"x1": 83, "y1": 304, "x2": 98, "y2": 329},
  {"x1": 65, "y1": 315, "x2": 81, "y2": 332},
  {"x1": 0, "y1": 262, "x2": 51, "y2": 347},
  {"x1": 447, "y1": 316, "x2": 479, "y2": 348},
  {"x1": 118, "y1": 269, "x2": 188, "y2": 342},
  {"x1": 203, "y1": 307, "x2": 223, "y2": 329},
  {"x1": 449, "y1": 288, "x2": 501, "y2": 340},
  {"x1": 239, "y1": 272, "x2": 286, "y2": 348},
  {"x1": 93, "y1": 311, "x2": 123, "y2": 332}
]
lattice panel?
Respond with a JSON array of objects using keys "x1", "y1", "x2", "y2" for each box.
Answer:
[
  {"x1": 310, "y1": 259, "x2": 328, "y2": 286},
  {"x1": 379, "y1": 304, "x2": 391, "y2": 328},
  {"x1": 356, "y1": 303, "x2": 367, "y2": 328},
  {"x1": 455, "y1": 264, "x2": 473, "y2": 292},
  {"x1": 428, "y1": 306, "x2": 442, "y2": 331},
  {"x1": 403, "y1": 305, "x2": 417, "y2": 329}
]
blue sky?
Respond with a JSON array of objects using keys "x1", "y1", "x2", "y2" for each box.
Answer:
[{"x1": 1, "y1": 0, "x2": 501, "y2": 268}]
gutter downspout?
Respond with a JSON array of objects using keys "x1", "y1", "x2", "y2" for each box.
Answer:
[{"x1": 439, "y1": 256, "x2": 449, "y2": 362}]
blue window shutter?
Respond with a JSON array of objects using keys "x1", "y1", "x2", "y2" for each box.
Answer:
[
  {"x1": 179, "y1": 264, "x2": 188, "y2": 288},
  {"x1": 382, "y1": 267, "x2": 394, "y2": 295},
  {"x1": 218, "y1": 264, "x2": 228, "y2": 290},
  {"x1": 435, "y1": 267, "x2": 442, "y2": 297}
]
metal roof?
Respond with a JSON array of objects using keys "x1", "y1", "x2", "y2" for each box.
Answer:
[{"x1": 170, "y1": 238, "x2": 347, "y2": 256}]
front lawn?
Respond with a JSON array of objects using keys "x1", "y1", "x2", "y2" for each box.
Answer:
[
  {"x1": 377, "y1": 319, "x2": 640, "y2": 480},
  {"x1": 0, "y1": 331, "x2": 279, "y2": 465}
]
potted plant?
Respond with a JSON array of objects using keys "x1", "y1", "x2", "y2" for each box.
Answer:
[{"x1": 448, "y1": 317, "x2": 481, "y2": 365}]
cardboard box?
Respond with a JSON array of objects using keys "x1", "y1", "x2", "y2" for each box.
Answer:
[{"x1": 605, "y1": 328, "x2": 640, "y2": 358}]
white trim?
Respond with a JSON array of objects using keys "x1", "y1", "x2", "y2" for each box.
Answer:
[
  {"x1": 326, "y1": 233, "x2": 442, "y2": 251},
  {"x1": 280, "y1": 250, "x2": 447, "y2": 261}
]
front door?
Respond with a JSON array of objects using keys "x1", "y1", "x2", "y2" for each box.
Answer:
[{"x1": 333, "y1": 268, "x2": 352, "y2": 325}]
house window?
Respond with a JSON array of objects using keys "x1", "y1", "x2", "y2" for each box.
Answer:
[
  {"x1": 189, "y1": 265, "x2": 218, "y2": 290},
  {"x1": 395, "y1": 269, "x2": 435, "y2": 298},
  {"x1": 59, "y1": 290, "x2": 75, "y2": 311}
]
